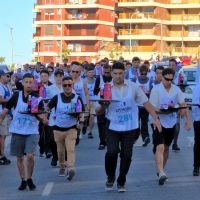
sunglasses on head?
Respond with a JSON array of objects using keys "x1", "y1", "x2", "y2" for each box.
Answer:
[
  {"x1": 164, "y1": 77, "x2": 173, "y2": 82},
  {"x1": 72, "y1": 71, "x2": 79, "y2": 74},
  {"x1": 62, "y1": 84, "x2": 72, "y2": 88}
]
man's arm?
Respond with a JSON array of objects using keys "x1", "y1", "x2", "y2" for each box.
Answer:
[
  {"x1": 93, "y1": 76, "x2": 100, "y2": 95},
  {"x1": 95, "y1": 101, "x2": 110, "y2": 115},
  {"x1": 0, "y1": 108, "x2": 9, "y2": 125},
  {"x1": 143, "y1": 101, "x2": 162, "y2": 132},
  {"x1": 83, "y1": 79, "x2": 90, "y2": 109}
]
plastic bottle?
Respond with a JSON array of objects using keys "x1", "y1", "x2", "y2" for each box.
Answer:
[
  {"x1": 31, "y1": 97, "x2": 39, "y2": 113},
  {"x1": 104, "y1": 83, "x2": 112, "y2": 100},
  {"x1": 75, "y1": 99, "x2": 82, "y2": 112}
]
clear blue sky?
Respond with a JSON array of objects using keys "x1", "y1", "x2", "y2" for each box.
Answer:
[{"x1": 0, "y1": 0, "x2": 36, "y2": 65}]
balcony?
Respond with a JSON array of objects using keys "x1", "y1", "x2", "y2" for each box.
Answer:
[
  {"x1": 118, "y1": 29, "x2": 154, "y2": 35},
  {"x1": 119, "y1": 12, "x2": 154, "y2": 19},
  {"x1": 170, "y1": 14, "x2": 200, "y2": 21},
  {"x1": 121, "y1": 45, "x2": 154, "y2": 52}
]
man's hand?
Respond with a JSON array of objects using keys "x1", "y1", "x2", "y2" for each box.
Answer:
[
  {"x1": 42, "y1": 118, "x2": 49, "y2": 125},
  {"x1": 99, "y1": 100, "x2": 110, "y2": 108},
  {"x1": 153, "y1": 118, "x2": 162, "y2": 133}
]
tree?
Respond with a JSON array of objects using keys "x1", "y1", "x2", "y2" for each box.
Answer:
[
  {"x1": 61, "y1": 48, "x2": 71, "y2": 60},
  {"x1": 0, "y1": 57, "x2": 5, "y2": 64}
]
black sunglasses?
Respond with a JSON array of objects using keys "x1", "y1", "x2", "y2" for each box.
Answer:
[
  {"x1": 62, "y1": 84, "x2": 72, "y2": 88},
  {"x1": 6, "y1": 75, "x2": 11, "y2": 78},
  {"x1": 72, "y1": 71, "x2": 79, "y2": 74},
  {"x1": 164, "y1": 77, "x2": 173, "y2": 82},
  {"x1": 141, "y1": 73, "x2": 147, "y2": 76}
]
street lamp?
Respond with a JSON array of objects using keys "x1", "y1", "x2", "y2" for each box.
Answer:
[
  {"x1": 5, "y1": 24, "x2": 14, "y2": 65},
  {"x1": 59, "y1": 0, "x2": 63, "y2": 63}
]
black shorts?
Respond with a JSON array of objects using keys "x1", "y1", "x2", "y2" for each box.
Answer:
[{"x1": 152, "y1": 125, "x2": 176, "y2": 154}]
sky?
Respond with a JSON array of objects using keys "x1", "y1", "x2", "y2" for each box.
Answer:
[{"x1": 0, "y1": 0, "x2": 36, "y2": 65}]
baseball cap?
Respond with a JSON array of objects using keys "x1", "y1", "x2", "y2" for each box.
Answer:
[{"x1": 0, "y1": 69, "x2": 12, "y2": 76}]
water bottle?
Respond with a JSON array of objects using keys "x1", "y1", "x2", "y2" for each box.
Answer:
[
  {"x1": 75, "y1": 99, "x2": 82, "y2": 112},
  {"x1": 104, "y1": 83, "x2": 112, "y2": 100},
  {"x1": 100, "y1": 86, "x2": 104, "y2": 99}
]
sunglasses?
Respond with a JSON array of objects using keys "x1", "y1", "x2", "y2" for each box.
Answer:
[
  {"x1": 62, "y1": 84, "x2": 72, "y2": 88},
  {"x1": 164, "y1": 77, "x2": 173, "y2": 82},
  {"x1": 72, "y1": 71, "x2": 80, "y2": 74},
  {"x1": 141, "y1": 73, "x2": 147, "y2": 76}
]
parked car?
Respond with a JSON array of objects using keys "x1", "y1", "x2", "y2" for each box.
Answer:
[{"x1": 178, "y1": 64, "x2": 198, "y2": 102}]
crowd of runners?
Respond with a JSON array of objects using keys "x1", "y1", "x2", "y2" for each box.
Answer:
[{"x1": 0, "y1": 56, "x2": 200, "y2": 193}]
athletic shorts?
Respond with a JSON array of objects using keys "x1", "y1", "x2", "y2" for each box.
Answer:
[
  {"x1": 152, "y1": 125, "x2": 176, "y2": 154},
  {"x1": 0, "y1": 115, "x2": 11, "y2": 136},
  {"x1": 10, "y1": 133, "x2": 39, "y2": 157}
]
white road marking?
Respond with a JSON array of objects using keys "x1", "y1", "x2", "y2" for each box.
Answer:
[{"x1": 42, "y1": 182, "x2": 54, "y2": 196}]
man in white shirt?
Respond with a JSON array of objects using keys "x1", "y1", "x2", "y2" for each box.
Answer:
[
  {"x1": 149, "y1": 68, "x2": 191, "y2": 186},
  {"x1": 96, "y1": 62, "x2": 161, "y2": 192}
]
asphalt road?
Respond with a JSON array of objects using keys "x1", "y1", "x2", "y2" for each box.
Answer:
[{"x1": 1, "y1": 121, "x2": 200, "y2": 200}]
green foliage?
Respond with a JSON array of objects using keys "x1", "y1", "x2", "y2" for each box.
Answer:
[{"x1": 0, "y1": 57, "x2": 5, "y2": 63}]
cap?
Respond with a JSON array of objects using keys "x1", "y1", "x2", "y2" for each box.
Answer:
[
  {"x1": 54, "y1": 69, "x2": 64, "y2": 76},
  {"x1": 0, "y1": 69, "x2": 12, "y2": 76}
]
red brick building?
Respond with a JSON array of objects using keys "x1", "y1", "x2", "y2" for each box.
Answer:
[{"x1": 33, "y1": 0, "x2": 200, "y2": 63}]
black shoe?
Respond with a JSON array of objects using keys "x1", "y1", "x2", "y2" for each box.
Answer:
[
  {"x1": 0, "y1": 156, "x2": 11, "y2": 165},
  {"x1": 27, "y1": 178, "x2": 36, "y2": 191},
  {"x1": 51, "y1": 158, "x2": 57, "y2": 167},
  {"x1": 105, "y1": 177, "x2": 115, "y2": 190},
  {"x1": 67, "y1": 169, "x2": 75, "y2": 181},
  {"x1": 172, "y1": 144, "x2": 180, "y2": 151},
  {"x1": 142, "y1": 137, "x2": 150, "y2": 147},
  {"x1": 46, "y1": 152, "x2": 52, "y2": 159},
  {"x1": 18, "y1": 180, "x2": 27, "y2": 191},
  {"x1": 82, "y1": 126, "x2": 87, "y2": 135},
  {"x1": 98, "y1": 144, "x2": 105, "y2": 150},
  {"x1": 88, "y1": 133, "x2": 94, "y2": 139},
  {"x1": 193, "y1": 167, "x2": 200, "y2": 176}
]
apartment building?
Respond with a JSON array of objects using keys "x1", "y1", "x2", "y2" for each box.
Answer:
[{"x1": 33, "y1": 0, "x2": 200, "y2": 62}]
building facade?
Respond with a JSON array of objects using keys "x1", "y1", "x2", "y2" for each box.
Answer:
[{"x1": 33, "y1": 0, "x2": 200, "y2": 62}]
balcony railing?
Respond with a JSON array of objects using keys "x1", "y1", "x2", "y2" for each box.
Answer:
[
  {"x1": 119, "y1": 29, "x2": 154, "y2": 35},
  {"x1": 121, "y1": 45, "x2": 154, "y2": 52},
  {"x1": 170, "y1": 14, "x2": 200, "y2": 21},
  {"x1": 118, "y1": 12, "x2": 154, "y2": 19},
  {"x1": 118, "y1": 0, "x2": 199, "y2": 3}
]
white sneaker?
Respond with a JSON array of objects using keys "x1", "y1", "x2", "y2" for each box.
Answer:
[
  {"x1": 158, "y1": 171, "x2": 167, "y2": 185},
  {"x1": 79, "y1": 133, "x2": 83, "y2": 139}
]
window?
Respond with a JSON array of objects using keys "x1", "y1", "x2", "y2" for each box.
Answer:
[
  {"x1": 44, "y1": 25, "x2": 54, "y2": 35},
  {"x1": 44, "y1": 41, "x2": 54, "y2": 51},
  {"x1": 67, "y1": 43, "x2": 81, "y2": 51},
  {"x1": 70, "y1": 9, "x2": 83, "y2": 19},
  {"x1": 45, "y1": 9, "x2": 54, "y2": 20}
]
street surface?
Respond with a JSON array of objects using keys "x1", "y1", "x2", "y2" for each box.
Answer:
[{"x1": 1, "y1": 121, "x2": 200, "y2": 200}]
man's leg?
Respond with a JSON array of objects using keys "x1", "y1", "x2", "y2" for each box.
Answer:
[
  {"x1": 155, "y1": 144, "x2": 165, "y2": 173},
  {"x1": 54, "y1": 130, "x2": 66, "y2": 176},
  {"x1": 26, "y1": 154, "x2": 35, "y2": 179},
  {"x1": 49, "y1": 126, "x2": 58, "y2": 166},
  {"x1": 17, "y1": 156, "x2": 26, "y2": 179},
  {"x1": 65, "y1": 128, "x2": 77, "y2": 181},
  {"x1": 44, "y1": 125, "x2": 52, "y2": 158},
  {"x1": 172, "y1": 116, "x2": 180, "y2": 151},
  {"x1": 105, "y1": 130, "x2": 120, "y2": 188},
  {"x1": 117, "y1": 131, "x2": 136, "y2": 187},
  {"x1": 97, "y1": 114, "x2": 107, "y2": 149},
  {"x1": 87, "y1": 114, "x2": 95, "y2": 139},
  {"x1": 193, "y1": 121, "x2": 200, "y2": 176}
]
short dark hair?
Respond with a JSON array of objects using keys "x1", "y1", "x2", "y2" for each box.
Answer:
[
  {"x1": 55, "y1": 69, "x2": 64, "y2": 76},
  {"x1": 23, "y1": 73, "x2": 34, "y2": 80},
  {"x1": 112, "y1": 62, "x2": 125, "y2": 71},
  {"x1": 62, "y1": 76, "x2": 73, "y2": 82},
  {"x1": 156, "y1": 66, "x2": 164, "y2": 72},
  {"x1": 47, "y1": 65, "x2": 54, "y2": 71},
  {"x1": 86, "y1": 64, "x2": 95, "y2": 71},
  {"x1": 132, "y1": 56, "x2": 140, "y2": 63},
  {"x1": 162, "y1": 68, "x2": 175, "y2": 77},
  {"x1": 169, "y1": 58, "x2": 177, "y2": 65},
  {"x1": 40, "y1": 69, "x2": 49, "y2": 76},
  {"x1": 139, "y1": 64, "x2": 148, "y2": 73},
  {"x1": 71, "y1": 61, "x2": 81, "y2": 66},
  {"x1": 103, "y1": 64, "x2": 111, "y2": 70},
  {"x1": 126, "y1": 62, "x2": 132, "y2": 66}
]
